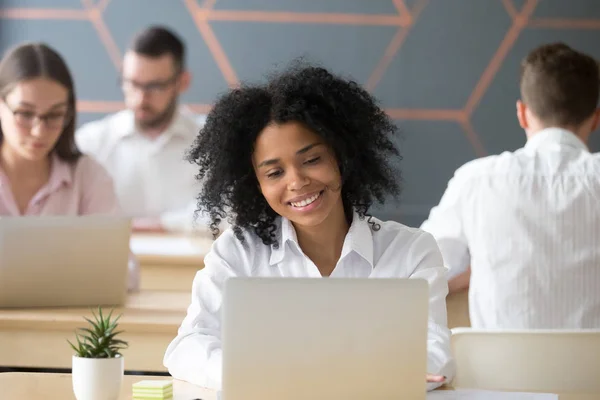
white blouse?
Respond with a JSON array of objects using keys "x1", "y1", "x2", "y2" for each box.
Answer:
[{"x1": 164, "y1": 212, "x2": 455, "y2": 391}]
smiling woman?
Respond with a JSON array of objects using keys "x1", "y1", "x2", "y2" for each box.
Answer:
[
  {"x1": 253, "y1": 122, "x2": 345, "y2": 239},
  {"x1": 187, "y1": 64, "x2": 402, "y2": 246},
  {"x1": 164, "y1": 62, "x2": 456, "y2": 390}
]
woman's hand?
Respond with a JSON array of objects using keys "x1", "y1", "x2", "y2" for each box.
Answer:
[{"x1": 426, "y1": 374, "x2": 446, "y2": 383}]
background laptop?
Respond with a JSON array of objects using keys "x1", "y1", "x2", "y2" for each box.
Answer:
[
  {"x1": 0, "y1": 215, "x2": 131, "y2": 308},
  {"x1": 221, "y1": 277, "x2": 430, "y2": 400}
]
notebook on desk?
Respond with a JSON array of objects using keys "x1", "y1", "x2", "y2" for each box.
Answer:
[{"x1": 0, "y1": 215, "x2": 131, "y2": 308}]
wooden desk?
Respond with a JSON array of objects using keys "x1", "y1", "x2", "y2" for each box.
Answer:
[
  {"x1": 446, "y1": 289, "x2": 471, "y2": 329},
  {"x1": 1, "y1": 373, "x2": 597, "y2": 400},
  {"x1": 130, "y1": 233, "x2": 213, "y2": 291},
  {"x1": 0, "y1": 291, "x2": 189, "y2": 372},
  {"x1": 1, "y1": 373, "x2": 215, "y2": 400}
]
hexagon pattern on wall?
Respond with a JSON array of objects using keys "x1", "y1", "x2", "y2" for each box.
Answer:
[{"x1": 1, "y1": 0, "x2": 598, "y2": 224}]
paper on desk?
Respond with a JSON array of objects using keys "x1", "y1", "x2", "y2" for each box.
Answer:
[
  {"x1": 427, "y1": 389, "x2": 558, "y2": 400},
  {"x1": 130, "y1": 236, "x2": 203, "y2": 256}
]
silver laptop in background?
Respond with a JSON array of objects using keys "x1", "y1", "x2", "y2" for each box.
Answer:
[
  {"x1": 0, "y1": 215, "x2": 131, "y2": 308},
  {"x1": 221, "y1": 278, "x2": 430, "y2": 400}
]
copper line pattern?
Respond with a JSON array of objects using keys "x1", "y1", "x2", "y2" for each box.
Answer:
[
  {"x1": 184, "y1": 0, "x2": 239, "y2": 87},
  {"x1": 201, "y1": 0, "x2": 217, "y2": 10},
  {"x1": 77, "y1": 100, "x2": 126, "y2": 113},
  {"x1": 97, "y1": 0, "x2": 113, "y2": 14},
  {"x1": 392, "y1": 0, "x2": 412, "y2": 20},
  {"x1": 77, "y1": 100, "x2": 213, "y2": 114},
  {"x1": 464, "y1": 0, "x2": 538, "y2": 117},
  {"x1": 186, "y1": 103, "x2": 214, "y2": 114},
  {"x1": 460, "y1": 0, "x2": 538, "y2": 155},
  {"x1": 408, "y1": 0, "x2": 429, "y2": 23},
  {"x1": 80, "y1": 0, "x2": 95, "y2": 10},
  {"x1": 80, "y1": 0, "x2": 123, "y2": 70},
  {"x1": 195, "y1": 21, "x2": 238, "y2": 86},
  {"x1": 365, "y1": 28, "x2": 408, "y2": 92},
  {"x1": 528, "y1": 18, "x2": 600, "y2": 30},
  {"x1": 386, "y1": 109, "x2": 463, "y2": 121},
  {"x1": 501, "y1": 0, "x2": 518, "y2": 19},
  {"x1": 0, "y1": 8, "x2": 88, "y2": 20},
  {"x1": 1, "y1": 0, "x2": 593, "y2": 160},
  {"x1": 365, "y1": 0, "x2": 428, "y2": 91},
  {"x1": 205, "y1": 10, "x2": 409, "y2": 26},
  {"x1": 458, "y1": 115, "x2": 487, "y2": 157}
]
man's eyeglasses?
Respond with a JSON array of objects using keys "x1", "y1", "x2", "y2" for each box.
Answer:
[
  {"x1": 120, "y1": 74, "x2": 180, "y2": 95},
  {"x1": 2, "y1": 102, "x2": 71, "y2": 130}
]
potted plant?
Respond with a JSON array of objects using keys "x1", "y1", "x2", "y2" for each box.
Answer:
[{"x1": 68, "y1": 307, "x2": 129, "y2": 400}]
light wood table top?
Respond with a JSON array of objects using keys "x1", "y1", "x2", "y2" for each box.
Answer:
[
  {"x1": 130, "y1": 233, "x2": 213, "y2": 291},
  {"x1": 446, "y1": 289, "x2": 471, "y2": 329},
  {"x1": 0, "y1": 291, "x2": 190, "y2": 371},
  {"x1": 1, "y1": 373, "x2": 215, "y2": 400},
  {"x1": 1, "y1": 373, "x2": 596, "y2": 400},
  {"x1": 0, "y1": 290, "x2": 189, "y2": 332}
]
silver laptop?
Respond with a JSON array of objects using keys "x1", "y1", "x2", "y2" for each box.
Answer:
[
  {"x1": 221, "y1": 278, "x2": 429, "y2": 400},
  {"x1": 0, "y1": 215, "x2": 131, "y2": 308}
]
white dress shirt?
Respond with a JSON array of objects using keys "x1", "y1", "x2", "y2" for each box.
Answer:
[
  {"x1": 163, "y1": 211, "x2": 455, "y2": 391},
  {"x1": 421, "y1": 128, "x2": 600, "y2": 329},
  {"x1": 75, "y1": 107, "x2": 204, "y2": 232}
]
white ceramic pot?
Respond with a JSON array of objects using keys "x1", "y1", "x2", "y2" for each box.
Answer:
[{"x1": 72, "y1": 355, "x2": 124, "y2": 400}]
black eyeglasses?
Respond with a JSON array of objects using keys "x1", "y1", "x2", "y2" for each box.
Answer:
[
  {"x1": 2, "y1": 101, "x2": 71, "y2": 130},
  {"x1": 119, "y1": 73, "x2": 180, "y2": 95}
]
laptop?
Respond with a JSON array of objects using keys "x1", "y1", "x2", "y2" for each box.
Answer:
[
  {"x1": 0, "y1": 215, "x2": 131, "y2": 308},
  {"x1": 221, "y1": 278, "x2": 430, "y2": 400}
]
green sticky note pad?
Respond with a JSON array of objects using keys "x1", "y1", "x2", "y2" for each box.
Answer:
[{"x1": 133, "y1": 380, "x2": 173, "y2": 390}]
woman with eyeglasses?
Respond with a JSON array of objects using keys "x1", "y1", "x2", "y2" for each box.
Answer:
[{"x1": 0, "y1": 43, "x2": 138, "y2": 289}]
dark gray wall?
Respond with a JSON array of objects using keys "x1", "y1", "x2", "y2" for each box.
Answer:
[{"x1": 1, "y1": 0, "x2": 599, "y2": 227}]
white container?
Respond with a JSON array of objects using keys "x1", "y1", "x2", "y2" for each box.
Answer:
[{"x1": 72, "y1": 355, "x2": 124, "y2": 400}]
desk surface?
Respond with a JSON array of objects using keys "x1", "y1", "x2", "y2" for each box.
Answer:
[
  {"x1": 130, "y1": 233, "x2": 213, "y2": 266},
  {"x1": 0, "y1": 291, "x2": 190, "y2": 371},
  {"x1": 446, "y1": 289, "x2": 470, "y2": 329},
  {"x1": 0, "y1": 290, "x2": 189, "y2": 333},
  {"x1": 1, "y1": 373, "x2": 597, "y2": 400},
  {"x1": 1, "y1": 373, "x2": 215, "y2": 400}
]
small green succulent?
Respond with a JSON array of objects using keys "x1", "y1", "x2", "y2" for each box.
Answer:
[{"x1": 68, "y1": 307, "x2": 129, "y2": 358}]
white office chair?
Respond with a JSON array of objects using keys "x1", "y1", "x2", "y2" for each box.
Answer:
[{"x1": 451, "y1": 328, "x2": 600, "y2": 393}]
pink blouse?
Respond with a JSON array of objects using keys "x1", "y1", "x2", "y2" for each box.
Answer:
[
  {"x1": 0, "y1": 154, "x2": 139, "y2": 290},
  {"x1": 0, "y1": 155, "x2": 118, "y2": 216}
]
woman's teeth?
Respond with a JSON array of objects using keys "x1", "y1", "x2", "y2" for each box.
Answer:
[{"x1": 291, "y1": 192, "x2": 320, "y2": 208}]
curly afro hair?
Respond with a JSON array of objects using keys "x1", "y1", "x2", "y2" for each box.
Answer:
[{"x1": 187, "y1": 63, "x2": 401, "y2": 246}]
